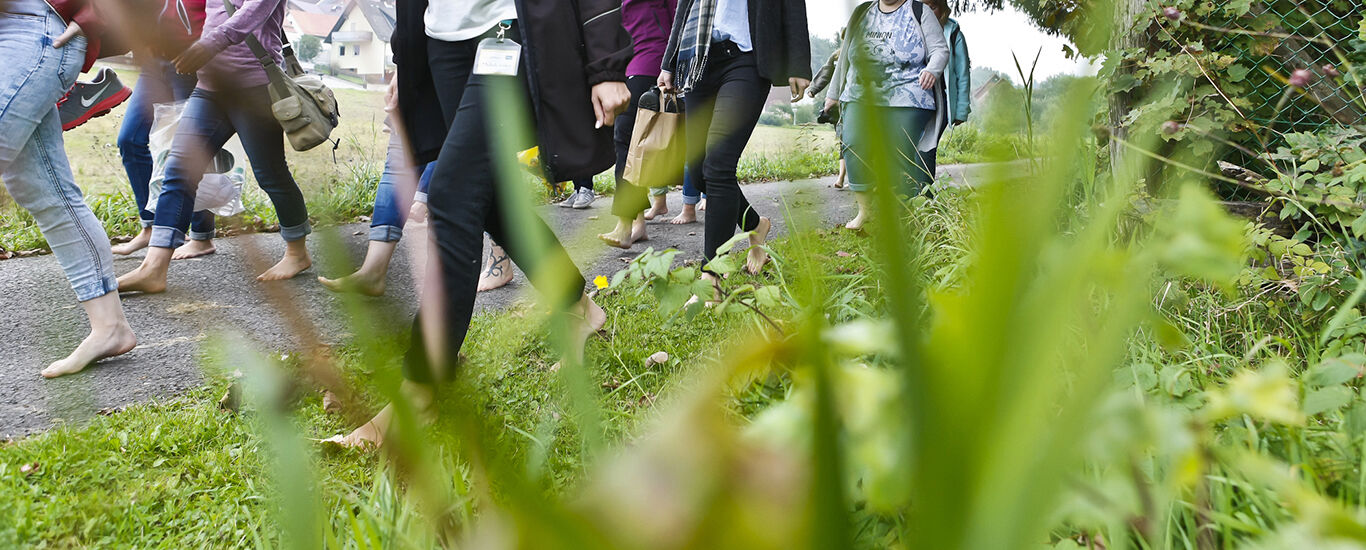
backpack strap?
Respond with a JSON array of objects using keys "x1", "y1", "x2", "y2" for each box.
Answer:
[{"x1": 912, "y1": 1, "x2": 923, "y2": 22}]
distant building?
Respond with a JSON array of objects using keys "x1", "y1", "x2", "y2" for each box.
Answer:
[
  {"x1": 973, "y1": 74, "x2": 1008, "y2": 105},
  {"x1": 283, "y1": 0, "x2": 345, "y2": 64},
  {"x1": 325, "y1": 0, "x2": 396, "y2": 84}
]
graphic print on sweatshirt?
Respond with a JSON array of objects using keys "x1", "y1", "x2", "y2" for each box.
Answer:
[{"x1": 841, "y1": 3, "x2": 936, "y2": 109}]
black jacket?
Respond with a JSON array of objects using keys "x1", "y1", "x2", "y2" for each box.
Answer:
[
  {"x1": 392, "y1": 0, "x2": 633, "y2": 181},
  {"x1": 661, "y1": 0, "x2": 812, "y2": 87}
]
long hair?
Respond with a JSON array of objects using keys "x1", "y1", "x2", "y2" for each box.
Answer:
[{"x1": 921, "y1": 0, "x2": 951, "y2": 24}]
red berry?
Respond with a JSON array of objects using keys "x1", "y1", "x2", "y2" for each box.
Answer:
[
  {"x1": 1162, "y1": 7, "x2": 1182, "y2": 20},
  {"x1": 1322, "y1": 64, "x2": 1340, "y2": 78},
  {"x1": 1162, "y1": 121, "x2": 1182, "y2": 135},
  {"x1": 1289, "y1": 69, "x2": 1314, "y2": 88}
]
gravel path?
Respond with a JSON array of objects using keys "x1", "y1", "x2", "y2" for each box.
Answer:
[{"x1": 0, "y1": 176, "x2": 870, "y2": 439}]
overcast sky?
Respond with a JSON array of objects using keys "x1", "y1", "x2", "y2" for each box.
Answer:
[{"x1": 805, "y1": 0, "x2": 1092, "y2": 82}]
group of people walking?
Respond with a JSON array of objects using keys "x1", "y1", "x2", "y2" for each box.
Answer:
[{"x1": 1, "y1": 0, "x2": 971, "y2": 447}]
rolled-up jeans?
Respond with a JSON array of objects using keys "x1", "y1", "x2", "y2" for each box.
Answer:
[
  {"x1": 118, "y1": 56, "x2": 216, "y2": 240},
  {"x1": 370, "y1": 127, "x2": 434, "y2": 242},
  {"x1": 0, "y1": 3, "x2": 119, "y2": 302},
  {"x1": 151, "y1": 85, "x2": 311, "y2": 249}
]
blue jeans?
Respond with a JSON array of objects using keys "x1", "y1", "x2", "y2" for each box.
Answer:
[
  {"x1": 151, "y1": 85, "x2": 311, "y2": 249},
  {"x1": 370, "y1": 127, "x2": 434, "y2": 242},
  {"x1": 118, "y1": 57, "x2": 215, "y2": 240},
  {"x1": 680, "y1": 167, "x2": 701, "y2": 204},
  {"x1": 0, "y1": 3, "x2": 118, "y2": 301},
  {"x1": 841, "y1": 102, "x2": 935, "y2": 195}
]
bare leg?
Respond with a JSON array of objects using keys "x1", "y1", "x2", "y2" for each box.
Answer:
[
  {"x1": 598, "y1": 214, "x2": 648, "y2": 249},
  {"x1": 172, "y1": 238, "x2": 216, "y2": 260},
  {"x1": 258, "y1": 239, "x2": 312, "y2": 281},
  {"x1": 643, "y1": 194, "x2": 669, "y2": 220},
  {"x1": 669, "y1": 203, "x2": 698, "y2": 225},
  {"x1": 566, "y1": 292, "x2": 607, "y2": 364},
  {"x1": 318, "y1": 240, "x2": 397, "y2": 296},
  {"x1": 111, "y1": 227, "x2": 153, "y2": 255},
  {"x1": 698, "y1": 198, "x2": 707, "y2": 212},
  {"x1": 846, "y1": 192, "x2": 870, "y2": 231},
  {"x1": 116, "y1": 246, "x2": 173, "y2": 294},
  {"x1": 835, "y1": 158, "x2": 847, "y2": 189},
  {"x1": 41, "y1": 292, "x2": 137, "y2": 378},
  {"x1": 746, "y1": 216, "x2": 771, "y2": 275},
  {"x1": 477, "y1": 243, "x2": 514, "y2": 292}
]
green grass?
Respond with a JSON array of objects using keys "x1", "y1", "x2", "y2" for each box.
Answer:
[{"x1": 0, "y1": 227, "x2": 873, "y2": 546}]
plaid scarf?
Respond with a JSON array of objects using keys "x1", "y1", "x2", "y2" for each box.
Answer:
[{"x1": 677, "y1": 0, "x2": 718, "y2": 93}]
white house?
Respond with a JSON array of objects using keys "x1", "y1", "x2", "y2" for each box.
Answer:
[{"x1": 326, "y1": 0, "x2": 395, "y2": 84}]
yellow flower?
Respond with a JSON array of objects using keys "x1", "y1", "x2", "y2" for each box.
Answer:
[{"x1": 593, "y1": 275, "x2": 609, "y2": 289}]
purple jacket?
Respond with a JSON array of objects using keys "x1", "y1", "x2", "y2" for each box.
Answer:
[
  {"x1": 196, "y1": 0, "x2": 286, "y2": 91},
  {"x1": 623, "y1": 0, "x2": 677, "y2": 77}
]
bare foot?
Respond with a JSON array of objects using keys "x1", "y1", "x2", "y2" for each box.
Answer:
[
  {"x1": 41, "y1": 323, "x2": 137, "y2": 378},
  {"x1": 698, "y1": 198, "x2": 707, "y2": 212},
  {"x1": 258, "y1": 242, "x2": 312, "y2": 282},
  {"x1": 477, "y1": 246, "x2": 513, "y2": 292},
  {"x1": 172, "y1": 239, "x2": 216, "y2": 260},
  {"x1": 845, "y1": 211, "x2": 868, "y2": 231},
  {"x1": 321, "y1": 403, "x2": 392, "y2": 450},
  {"x1": 670, "y1": 205, "x2": 698, "y2": 225},
  {"x1": 117, "y1": 264, "x2": 168, "y2": 294},
  {"x1": 321, "y1": 382, "x2": 434, "y2": 451},
  {"x1": 643, "y1": 196, "x2": 669, "y2": 221},
  {"x1": 746, "y1": 217, "x2": 771, "y2": 275},
  {"x1": 111, "y1": 229, "x2": 151, "y2": 256},
  {"x1": 566, "y1": 294, "x2": 607, "y2": 363},
  {"x1": 317, "y1": 270, "x2": 385, "y2": 297},
  {"x1": 598, "y1": 218, "x2": 648, "y2": 249}
]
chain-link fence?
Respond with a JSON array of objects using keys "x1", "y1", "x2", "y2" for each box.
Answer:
[{"x1": 1219, "y1": 0, "x2": 1365, "y2": 136}]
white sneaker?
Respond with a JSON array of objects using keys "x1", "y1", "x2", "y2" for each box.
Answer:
[
  {"x1": 558, "y1": 190, "x2": 582, "y2": 208},
  {"x1": 572, "y1": 188, "x2": 596, "y2": 209}
]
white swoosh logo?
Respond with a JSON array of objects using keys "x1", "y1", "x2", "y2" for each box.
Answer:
[{"x1": 80, "y1": 82, "x2": 112, "y2": 108}]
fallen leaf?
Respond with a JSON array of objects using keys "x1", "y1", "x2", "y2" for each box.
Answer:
[
  {"x1": 836, "y1": 250, "x2": 853, "y2": 257},
  {"x1": 645, "y1": 351, "x2": 669, "y2": 367},
  {"x1": 20, "y1": 462, "x2": 39, "y2": 476}
]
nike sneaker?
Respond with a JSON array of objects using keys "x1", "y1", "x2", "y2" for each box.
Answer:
[{"x1": 58, "y1": 68, "x2": 133, "y2": 131}]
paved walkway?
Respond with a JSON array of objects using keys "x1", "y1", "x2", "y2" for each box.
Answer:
[{"x1": 0, "y1": 177, "x2": 866, "y2": 438}]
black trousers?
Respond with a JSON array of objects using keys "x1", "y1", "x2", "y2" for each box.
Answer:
[
  {"x1": 684, "y1": 49, "x2": 768, "y2": 262},
  {"x1": 404, "y1": 28, "x2": 588, "y2": 383},
  {"x1": 610, "y1": 75, "x2": 659, "y2": 218}
]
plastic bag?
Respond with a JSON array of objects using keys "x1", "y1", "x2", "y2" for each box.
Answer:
[{"x1": 146, "y1": 101, "x2": 249, "y2": 217}]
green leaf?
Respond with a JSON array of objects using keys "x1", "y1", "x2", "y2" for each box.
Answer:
[
  {"x1": 755, "y1": 285, "x2": 781, "y2": 308},
  {"x1": 1306, "y1": 358, "x2": 1361, "y2": 387},
  {"x1": 1303, "y1": 386, "x2": 1353, "y2": 415},
  {"x1": 704, "y1": 255, "x2": 739, "y2": 276},
  {"x1": 1226, "y1": 64, "x2": 1250, "y2": 82},
  {"x1": 1156, "y1": 184, "x2": 1248, "y2": 284}
]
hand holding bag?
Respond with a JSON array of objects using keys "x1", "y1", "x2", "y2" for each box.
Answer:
[
  {"x1": 222, "y1": 0, "x2": 340, "y2": 152},
  {"x1": 621, "y1": 88, "x2": 685, "y2": 190}
]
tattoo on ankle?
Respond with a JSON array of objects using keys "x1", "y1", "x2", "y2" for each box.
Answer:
[{"x1": 484, "y1": 251, "x2": 509, "y2": 278}]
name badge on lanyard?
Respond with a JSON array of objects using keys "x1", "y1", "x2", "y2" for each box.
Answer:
[{"x1": 473, "y1": 20, "x2": 522, "y2": 76}]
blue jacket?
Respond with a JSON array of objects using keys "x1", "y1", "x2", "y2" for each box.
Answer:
[{"x1": 943, "y1": 18, "x2": 971, "y2": 124}]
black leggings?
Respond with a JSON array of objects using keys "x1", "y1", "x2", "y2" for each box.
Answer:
[
  {"x1": 404, "y1": 28, "x2": 587, "y2": 383},
  {"x1": 684, "y1": 51, "x2": 768, "y2": 262}
]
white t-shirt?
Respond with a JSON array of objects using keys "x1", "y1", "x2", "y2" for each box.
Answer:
[{"x1": 425, "y1": 0, "x2": 518, "y2": 42}]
